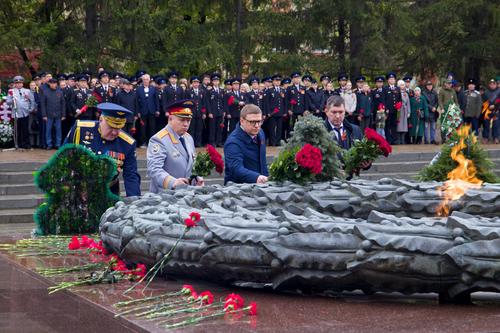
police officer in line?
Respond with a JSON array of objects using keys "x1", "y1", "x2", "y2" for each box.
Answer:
[
  {"x1": 319, "y1": 74, "x2": 331, "y2": 91},
  {"x1": 286, "y1": 71, "x2": 306, "y2": 123},
  {"x1": 163, "y1": 71, "x2": 185, "y2": 115},
  {"x1": 64, "y1": 102, "x2": 141, "y2": 197},
  {"x1": 306, "y1": 77, "x2": 324, "y2": 118},
  {"x1": 206, "y1": 73, "x2": 225, "y2": 147},
  {"x1": 334, "y1": 73, "x2": 349, "y2": 95},
  {"x1": 71, "y1": 75, "x2": 94, "y2": 120},
  {"x1": 147, "y1": 99, "x2": 204, "y2": 192},
  {"x1": 187, "y1": 76, "x2": 206, "y2": 147},
  {"x1": 371, "y1": 76, "x2": 386, "y2": 121},
  {"x1": 264, "y1": 74, "x2": 285, "y2": 146},
  {"x1": 384, "y1": 72, "x2": 401, "y2": 145},
  {"x1": 354, "y1": 76, "x2": 365, "y2": 94},
  {"x1": 225, "y1": 78, "x2": 245, "y2": 134}
]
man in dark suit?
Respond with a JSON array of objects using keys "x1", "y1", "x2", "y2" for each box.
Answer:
[
  {"x1": 306, "y1": 78, "x2": 324, "y2": 118},
  {"x1": 116, "y1": 78, "x2": 139, "y2": 134},
  {"x1": 384, "y1": 72, "x2": 401, "y2": 145},
  {"x1": 286, "y1": 71, "x2": 307, "y2": 124},
  {"x1": 136, "y1": 73, "x2": 159, "y2": 146},
  {"x1": 224, "y1": 78, "x2": 245, "y2": 133},
  {"x1": 224, "y1": 104, "x2": 268, "y2": 184},
  {"x1": 206, "y1": 73, "x2": 225, "y2": 147},
  {"x1": 324, "y1": 95, "x2": 371, "y2": 177}
]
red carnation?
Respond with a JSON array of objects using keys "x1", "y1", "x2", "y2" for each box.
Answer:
[
  {"x1": 184, "y1": 217, "x2": 197, "y2": 228},
  {"x1": 248, "y1": 302, "x2": 258, "y2": 316},
  {"x1": 134, "y1": 263, "x2": 147, "y2": 277},
  {"x1": 378, "y1": 103, "x2": 385, "y2": 110},
  {"x1": 395, "y1": 101, "x2": 402, "y2": 110},
  {"x1": 219, "y1": 123, "x2": 225, "y2": 128},
  {"x1": 290, "y1": 99, "x2": 297, "y2": 105},
  {"x1": 224, "y1": 300, "x2": 239, "y2": 312},
  {"x1": 79, "y1": 235, "x2": 92, "y2": 248},
  {"x1": 130, "y1": 127, "x2": 137, "y2": 135},
  {"x1": 189, "y1": 212, "x2": 201, "y2": 222},
  {"x1": 273, "y1": 107, "x2": 279, "y2": 114},
  {"x1": 201, "y1": 107, "x2": 206, "y2": 113},
  {"x1": 295, "y1": 144, "x2": 323, "y2": 174},
  {"x1": 359, "y1": 108, "x2": 365, "y2": 115},
  {"x1": 207, "y1": 144, "x2": 224, "y2": 174},
  {"x1": 181, "y1": 284, "x2": 195, "y2": 295},
  {"x1": 200, "y1": 291, "x2": 214, "y2": 305},
  {"x1": 92, "y1": 90, "x2": 103, "y2": 103},
  {"x1": 228, "y1": 95, "x2": 235, "y2": 106},
  {"x1": 225, "y1": 293, "x2": 245, "y2": 308},
  {"x1": 140, "y1": 119, "x2": 145, "y2": 127},
  {"x1": 364, "y1": 128, "x2": 392, "y2": 157},
  {"x1": 68, "y1": 236, "x2": 80, "y2": 250},
  {"x1": 189, "y1": 291, "x2": 199, "y2": 300}
]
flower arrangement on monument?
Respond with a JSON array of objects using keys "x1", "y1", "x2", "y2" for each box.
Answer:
[
  {"x1": 270, "y1": 114, "x2": 343, "y2": 183},
  {"x1": 342, "y1": 128, "x2": 392, "y2": 177},
  {"x1": 440, "y1": 102, "x2": 463, "y2": 139}
]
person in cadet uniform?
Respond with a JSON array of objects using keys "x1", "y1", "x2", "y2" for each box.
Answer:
[
  {"x1": 71, "y1": 74, "x2": 94, "y2": 121},
  {"x1": 64, "y1": 102, "x2": 141, "y2": 197},
  {"x1": 264, "y1": 74, "x2": 285, "y2": 146},
  {"x1": 306, "y1": 78, "x2": 324, "y2": 118},
  {"x1": 187, "y1": 76, "x2": 206, "y2": 147},
  {"x1": 384, "y1": 72, "x2": 401, "y2": 145},
  {"x1": 57, "y1": 74, "x2": 74, "y2": 137},
  {"x1": 321, "y1": 81, "x2": 335, "y2": 111},
  {"x1": 245, "y1": 76, "x2": 265, "y2": 111},
  {"x1": 225, "y1": 78, "x2": 245, "y2": 134},
  {"x1": 403, "y1": 75, "x2": 415, "y2": 98},
  {"x1": 320, "y1": 74, "x2": 330, "y2": 91},
  {"x1": 302, "y1": 74, "x2": 312, "y2": 91},
  {"x1": 334, "y1": 73, "x2": 348, "y2": 95},
  {"x1": 371, "y1": 76, "x2": 386, "y2": 126},
  {"x1": 136, "y1": 73, "x2": 159, "y2": 147},
  {"x1": 201, "y1": 73, "x2": 212, "y2": 92},
  {"x1": 94, "y1": 71, "x2": 117, "y2": 104},
  {"x1": 155, "y1": 76, "x2": 168, "y2": 131},
  {"x1": 147, "y1": 99, "x2": 204, "y2": 192},
  {"x1": 163, "y1": 71, "x2": 185, "y2": 116},
  {"x1": 286, "y1": 71, "x2": 307, "y2": 124},
  {"x1": 281, "y1": 77, "x2": 292, "y2": 141},
  {"x1": 354, "y1": 76, "x2": 365, "y2": 94},
  {"x1": 206, "y1": 73, "x2": 225, "y2": 147},
  {"x1": 115, "y1": 78, "x2": 139, "y2": 134}
]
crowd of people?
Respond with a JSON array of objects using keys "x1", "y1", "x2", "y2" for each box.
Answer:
[{"x1": 2, "y1": 69, "x2": 500, "y2": 150}]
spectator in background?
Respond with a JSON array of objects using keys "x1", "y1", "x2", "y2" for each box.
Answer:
[
  {"x1": 179, "y1": 78, "x2": 189, "y2": 92},
  {"x1": 452, "y1": 80, "x2": 466, "y2": 118},
  {"x1": 482, "y1": 78, "x2": 499, "y2": 144},
  {"x1": 41, "y1": 78, "x2": 65, "y2": 149},
  {"x1": 28, "y1": 81, "x2": 41, "y2": 148},
  {"x1": 409, "y1": 87, "x2": 428, "y2": 144},
  {"x1": 422, "y1": 80, "x2": 439, "y2": 144},
  {"x1": 396, "y1": 80, "x2": 410, "y2": 144},
  {"x1": 240, "y1": 83, "x2": 250, "y2": 94},
  {"x1": 340, "y1": 81, "x2": 357, "y2": 124},
  {"x1": 136, "y1": 73, "x2": 159, "y2": 147},
  {"x1": 116, "y1": 78, "x2": 139, "y2": 134},
  {"x1": 6, "y1": 76, "x2": 36, "y2": 149},
  {"x1": 463, "y1": 79, "x2": 482, "y2": 136}
]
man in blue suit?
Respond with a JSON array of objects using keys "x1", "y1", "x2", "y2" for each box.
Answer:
[
  {"x1": 224, "y1": 104, "x2": 269, "y2": 184},
  {"x1": 136, "y1": 73, "x2": 159, "y2": 147}
]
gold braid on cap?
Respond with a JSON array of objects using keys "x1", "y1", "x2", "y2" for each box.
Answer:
[{"x1": 103, "y1": 116, "x2": 127, "y2": 128}]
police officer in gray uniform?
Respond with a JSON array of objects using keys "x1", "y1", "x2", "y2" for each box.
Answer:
[
  {"x1": 147, "y1": 99, "x2": 204, "y2": 192},
  {"x1": 7, "y1": 75, "x2": 36, "y2": 149}
]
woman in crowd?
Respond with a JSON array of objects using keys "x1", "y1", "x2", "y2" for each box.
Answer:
[
  {"x1": 409, "y1": 87, "x2": 428, "y2": 144},
  {"x1": 397, "y1": 80, "x2": 410, "y2": 144}
]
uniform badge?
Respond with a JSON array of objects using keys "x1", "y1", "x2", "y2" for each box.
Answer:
[
  {"x1": 172, "y1": 150, "x2": 181, "y2": 158},
  {"x1": 152, "y1": 144, "x2": 160, "y2": 154}
]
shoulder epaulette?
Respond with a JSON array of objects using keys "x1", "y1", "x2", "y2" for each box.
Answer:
[
  {"x1": 118, "y1": 131, "x2": 135, "y2": 145},
  {"x1": 157, "y1": 128, "x2": 169, "y2": 139},
  {"x1": 76, "y1": 120, "x2": 96, "y2": 128}
]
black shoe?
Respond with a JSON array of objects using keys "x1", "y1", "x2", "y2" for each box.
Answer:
[{"x1": 46, "y1": 146, "x2": 53, "y2": 150}]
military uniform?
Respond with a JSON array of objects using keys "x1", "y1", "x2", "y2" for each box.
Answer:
[
  {"x1": 384, "y1": 73, "x2": 402, "y2": 145},
  {"x1": 64, "y1": 104, "x2": 141, "y2": 197},
  {"x1": 224, "y1": 79, "x2": 245, "y2": 133},
  {"x1": 94, "y1": 72, "x2": 117, "y2": 104},
  {"x1": 207, "y1": 73, "x2": 225, "y2": 146},
  {"x1": 187, "y1": 77, "x2": 206, "y2": 147},
  {"x1": 147, "y1": 100, "x2": 196, "y2": 193},
  {"x1": 163, "y1": 72, "x2": 185, "y2": 114},
  {"x1": 264, "y1": 75, "x2": 285, "y2": 146}
]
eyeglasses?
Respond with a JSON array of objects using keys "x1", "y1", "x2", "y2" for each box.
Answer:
[{"x1": 244, "y1": 119, "x2": 263, "y2": 126}]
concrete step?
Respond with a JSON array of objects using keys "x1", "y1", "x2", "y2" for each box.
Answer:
[
  {"x1": 0, "y1": 208, "x2": 35, "y2": 224},
  {"x1": 0, "y1": 194, "x2": 45, "y2": 210}
]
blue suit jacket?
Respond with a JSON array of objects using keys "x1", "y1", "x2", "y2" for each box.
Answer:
[
  {"x1": 224, "y1": 124, "x2": 268, "y2": 184},
  {"x1": 136, "y1": 86, "x2": 159, "y2": 116}
]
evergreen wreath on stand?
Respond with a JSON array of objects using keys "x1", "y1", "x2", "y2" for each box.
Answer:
[{"x1": 34, "y1": 144, "x2": 120, "y2": 235}]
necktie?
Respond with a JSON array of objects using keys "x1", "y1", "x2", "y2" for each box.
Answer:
[
  {"x1": 252, "y1": 135, "x2": 258, "y2": 145},
  {"x1": 334, "y1": 127, "x2": 347, "y2": 149},
  {"x1": 179, "y1": 136, "x2": 189, "y2": 161}
]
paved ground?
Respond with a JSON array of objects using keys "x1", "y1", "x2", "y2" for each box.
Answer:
[{"x1": 1, "y1": 225, "x2": 500, "y2": 333}]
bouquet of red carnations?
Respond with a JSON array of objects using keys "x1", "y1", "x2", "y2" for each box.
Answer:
[
  {"x1": 191, "y1": 144, "x2": 224, "y2": 178},
  {"x1": 342, "y1": 128, "x2": 392, "y2": 177},
  {"x1": 270, "y1": 143, "x2": 323, "y2": 184}
]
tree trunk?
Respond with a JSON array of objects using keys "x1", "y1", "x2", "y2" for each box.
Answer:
[
  {"x1": 235, "y1": 0, "x2": 243, "y2": 77},
  {"x1": 337, "y1": 18, "x2": 346, "y2": 74},
  {"x1": 349, "y1": 20, "x2": 362, "y2": 79},
  {"x1": 17, "y1": 47, "x2": 37, "y2": 79},
  {"x1": 85, "y1": 1, "x2": 98, "y2": 70}
]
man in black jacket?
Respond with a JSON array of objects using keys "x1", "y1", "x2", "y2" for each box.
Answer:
[
  {"x1": 41, "y1": 78, "x2": 66, "y2": 149},
  {"x1": 116, "y1": 79, "x2": 139, "y2": 134},
  {"x1": 206, "y1": 73, "x2": 225, "y2": 147},
  {"x1": 264, "y1": 74, "x2": 285, "y2": 146}
]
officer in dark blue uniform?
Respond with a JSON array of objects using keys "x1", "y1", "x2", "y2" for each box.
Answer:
[
  {"x1": 207, "y1": 73, "x2": 225, "y2": 147},
  {"x1": 384, "y1": 72, "x2": 401, "y2": 145},
  {"x1": 163, "y1": 71, "x2": 185, "y2": 115},
  {"x1": 245, "y1": 76, "x2": 264, "y2": 109},
  {"x1": 306, "y1": 78, "x2": 324, "y2": 118},
  {"x1": 334, "y1": 73, "x2": 348, "y2": 95},
  {"x1": 403, "y1": 75, "x2": 415, "y2": 98},
  {"x1": 225, "y1": 78, "x2": 245, "y2": 134},
  {"x1": 95, "y1": 71, "x2": 117, "y2": 104},
  {"x1": 264, "y1": 74, "x2": 285, "y2": 146},
  {"x1": 319, "y1": 74, "x2": 331, "y2": 91},
  {"x1": 64, "y1": 102, "x2": 141, "y2": 197},
  {"x1": 371, "y1": 76, "x2": 386, "y2": 123},
  {"x1": 187, "y1": 76, "x2": 206, "y2": 147},
  {"x1": 286, "y1": 71, "x2": 307, "y2": 124}
]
